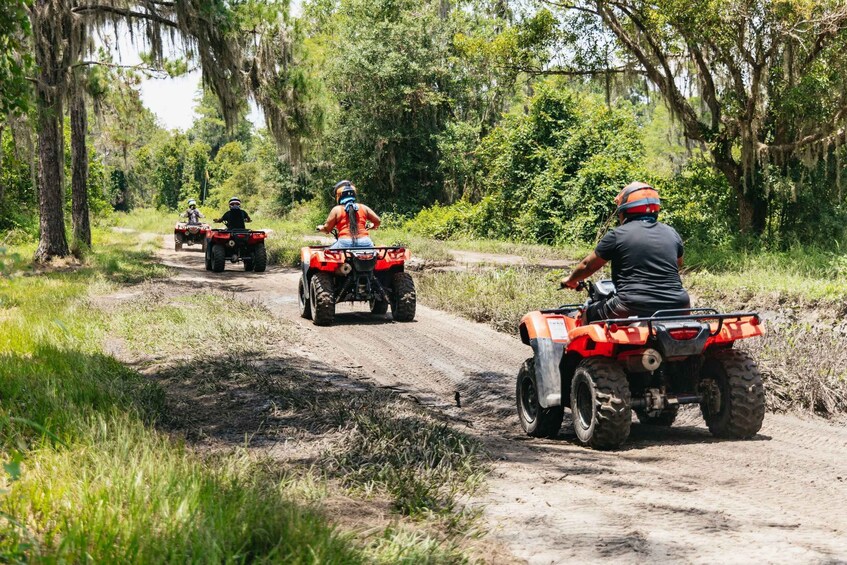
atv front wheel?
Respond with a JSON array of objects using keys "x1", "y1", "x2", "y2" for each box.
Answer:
[
  {"x1": 252, "y1": 244, "x2": 267, "y2": 272},
  {"x1": 571, "y1": 358, "x2": 631, "y2": 450},
  {"x1": 516, "y1": 358, "x2": 564, "y2": 438},
  {"x1": 700, "y1": 350, "x2": 765, "y2": 439},
  {"x1": 635, "y1": 405, "x2": 679, "y2": 427},
  {"x1": 298, "y1": 276, "x2": 312, "y2": 320},
  {"x1": 211, "y1": 244, "x2": 226, "y2": 272},
  {"x1": 310, "y1": 272, "x2": 335, "y2": 326},
  {"x1": 174, "y1": 234, "x2": 183, "y2": 251},
  {"x1": 390, "y1": 272, "x2": 416, "y2": 322}
]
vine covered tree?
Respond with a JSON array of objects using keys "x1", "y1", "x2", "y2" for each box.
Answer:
[
  {"x1": 548, "y1": 0, "x2": 847, "y2": 234},
  {"x1": 26, "y1": 0, "x2": 311, "y2": 261}
]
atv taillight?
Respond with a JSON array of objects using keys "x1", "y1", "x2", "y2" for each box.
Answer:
[
  {"x1": 669, "y1": 328, "x2": 700, "y2": 340},
  {"x1": 323, "y1": 250, "x2": 343, "y2": 261}
]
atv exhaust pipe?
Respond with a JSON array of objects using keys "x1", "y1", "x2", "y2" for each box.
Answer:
[
  {"x1": 625, "y1": 348, "x2": 662, "y2": 373},
  {"x1": 335, "y1": 263, "x2": 352, "y2": 276}
]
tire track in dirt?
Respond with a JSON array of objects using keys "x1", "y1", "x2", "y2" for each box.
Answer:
[{"x1": 159, "y1": 235, "x2": 847, "y2": 564}]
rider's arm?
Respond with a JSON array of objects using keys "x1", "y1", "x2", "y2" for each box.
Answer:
[
  {"x1": 364, "y1": 206, "x2": 381, "y2": 229},
  {"x1": 215, "y1": 210, "x2": 229, "y2": 224},
  {"x1": 244, "y1": 210, "x2": 252, "y2": 223},
  {"x1": 318, "y1": 208, "x2": 339, "y2": 233},
  {"x1": 562, "y1": 251, "x2": 607, "y2": 289}
]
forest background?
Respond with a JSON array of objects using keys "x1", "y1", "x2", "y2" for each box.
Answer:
[{"x1": 4, "y1": 0, "x2": 847, "y2": 262}]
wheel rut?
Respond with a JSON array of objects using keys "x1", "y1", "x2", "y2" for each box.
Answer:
[{"x1": 158, "y1": 235, "x2": 847, "y2": 564}]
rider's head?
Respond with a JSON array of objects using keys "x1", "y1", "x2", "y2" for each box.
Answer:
[
  {"x1": 614, "y1": 182, "x2": 661, "y2": 224},
  {"x1": 334, "y1": 180, "x2": 357, "y2": 206},
  {"x1": 228, "y1": 197, "x2": 241, "y2": 209},
  {"x1": 188, "y1": 199, "x2": 197, "y2": 209}
]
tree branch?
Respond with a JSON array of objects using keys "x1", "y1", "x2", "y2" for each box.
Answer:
[{"x1": 72, "y1": 5, "x2": 178, "y2": 29}]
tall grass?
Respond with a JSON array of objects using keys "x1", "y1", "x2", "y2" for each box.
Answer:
[{"x1": 0, "y1": 230, "x2": 362, "y2": 562}]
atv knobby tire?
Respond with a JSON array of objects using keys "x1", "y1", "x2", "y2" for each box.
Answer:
[
  {"x1": 204, "y1": 245, "x2": 212, "y2": 271},
  {"x1": 174, "y1": 234, "x2": 183, "y2": 251},
  {"x1": 390, "y1": 272, "x2": 416, "y2": 322},
  {"x1": 243, "y1": 257, "x2": 254, "y2": 271},
  {"x1": 211, "y1": 244, "x2": 226, "y2": 272},
  {"x1": 571, "y1": 358, "x2": 631, "y2": 450},
  {"x1": 310, "y1": 272, "x2": 335, "y2": 326},
  {"x1": 516, "y1": 358, "x2": 564, "y2": 438},
  {"x1": 700, "y1": 350, "x2": 765, "y2": 439},
  {"x1": 252, "y1": 244, "x2": 267, "y2": 272},
  {"x1": 298, "y1": 276, "x2": 312, "y2": 320},
  {"x1": 635, "y1": 405, "x2": 679, "y2": 427},
  {"x1": 201, "y1": 238, "x2": 207, "y2": 252}
]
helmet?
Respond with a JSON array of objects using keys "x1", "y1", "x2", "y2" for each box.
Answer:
[
  {"x1": 334, "y1": 180, "x2": 356, "y2": 205},
  {"x1": 228, "y1": 197, "x2": 241, "y2": 207},
  {"x1": 188, "y1": 199, "x2": 196, "y2": 208},
  {"x1": 614, "y1": 182, "x2": 661, "y2": 216}
]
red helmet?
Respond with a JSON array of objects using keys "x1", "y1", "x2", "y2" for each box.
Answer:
[{"x1": 614, "y1": 182, "x2": 661, "y2": 215}]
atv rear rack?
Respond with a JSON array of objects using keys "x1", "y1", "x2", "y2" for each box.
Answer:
[
  {"x1": 596, "y1": 309, "x2": 761, "y2": 338},
  {"x1": 310, "y1": 246, "x2": 406, "y2": 259}
]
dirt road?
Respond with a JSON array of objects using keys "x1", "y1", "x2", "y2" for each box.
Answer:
[{"x1": 160, "y1": 237, "x2": 847, "y2": 564}]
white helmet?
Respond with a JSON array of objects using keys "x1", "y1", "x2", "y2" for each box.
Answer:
[{"x1": 188, "y1": 199, "x2": 197, "y2": 207}]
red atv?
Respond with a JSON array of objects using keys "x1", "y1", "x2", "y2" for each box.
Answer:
[
  {"x1": 174, "y1": 221, "x2": 211, "y2": 251},
  {"x1": 204, "y1": 229, "x2": 268, "y2": 273},
  {"x1": 298, "y1": 244, "x2": 415, "y2": 326},
  {"x1": 516, "y1": 280, "x2": 766, "y2": 450}
]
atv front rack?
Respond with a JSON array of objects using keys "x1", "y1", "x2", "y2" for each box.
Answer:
[{"x1": 596, "y1": 309, "x2": 761, "y2": 338}]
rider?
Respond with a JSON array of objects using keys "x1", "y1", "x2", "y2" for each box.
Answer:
[
  {"x1": 214, "y1": 197, "x2": 252, "y2": 230},
  {"x1": 561, "y1": 182, "x2": 690, "y2": 322},
  {"x1": 316, "y1": 180, "x2": 381, "y2": 249},
  {"x1": 181, "y1": 199, "x2": 204, "y2": 224}
]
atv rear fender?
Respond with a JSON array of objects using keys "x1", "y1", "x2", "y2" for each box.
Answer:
[
  {"x1": 300, "y1": 246, "x2": 410, "y2": 280},
  {"x1": 519, "y1": 312, "x2": 576, "y2": 409}
]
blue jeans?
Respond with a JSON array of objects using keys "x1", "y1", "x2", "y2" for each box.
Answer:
[{"x1": 330, "y1": 237, "x2": 374, "y2": 249}]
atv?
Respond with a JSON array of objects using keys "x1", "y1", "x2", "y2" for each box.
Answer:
[
  {"x1": 298, "y1": 243, "x2": 415, "y2": 326},
  {"x1": 204, "y1": 228, "x2": 268, "y2": 273},
  {"x1": 516, "y1": 280, "x2": 766, "y2": 450},
  {"x1": 174, "y1": 220, "x2": 211, "y2": 251}
]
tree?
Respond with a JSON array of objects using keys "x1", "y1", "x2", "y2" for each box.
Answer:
[
  {"x1": 549, "y1": 0, "x2": 847, "y2": 235},
  {"x1": 27, "y1": 0, "x2": 309, "y2": 260}
]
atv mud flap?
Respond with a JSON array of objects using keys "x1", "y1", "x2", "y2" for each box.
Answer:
[{"x1": 531, "y1": 338, "x2": 564, "y2": 408}]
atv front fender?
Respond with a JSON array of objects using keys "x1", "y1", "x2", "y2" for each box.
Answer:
[{"x1": 520, "y1": 313, "x2": 566, "y2": 408}]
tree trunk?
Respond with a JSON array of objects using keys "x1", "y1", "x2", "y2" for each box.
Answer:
[
  {"x1": 711, "y1": 142, "x2": 768, "y2": 236},
  {"x1": 71, "y1": 86, "x2": 91, "y2": 252},
  {"x1": 33, "y1": 81, "x2": 69, "y2": 261},
  {"x1": 32, "y1": 1, "x2": 70, "y2": 261}
]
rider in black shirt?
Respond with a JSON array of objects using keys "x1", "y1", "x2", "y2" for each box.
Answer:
[
  {"x1": 214, "y1": 197, "x2": 252, "y2": 230},
  {"x1": 561, "y1": 182, "x2": 690, "y2": 322}
]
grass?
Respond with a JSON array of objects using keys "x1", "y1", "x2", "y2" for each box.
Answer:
[{"x1": 0, "y1": 225, "x2": 488, "y2": 562}]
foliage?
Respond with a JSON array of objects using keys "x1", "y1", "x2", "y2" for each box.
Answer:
[{"x1": 0, "y1": 0, "x2": 32, "y2": 116}]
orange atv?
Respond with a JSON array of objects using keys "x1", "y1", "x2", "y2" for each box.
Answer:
[
  {"x1": 298, "y1": 244, "x2": 415, "y2": 326},
  {"x1": 516, "y1": 280, "x2": 766, "y2": 450}
]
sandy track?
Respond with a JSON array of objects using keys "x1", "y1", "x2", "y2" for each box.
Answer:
[{"x1": 160, "y1": 236, "x2": 847, "y2": 564}]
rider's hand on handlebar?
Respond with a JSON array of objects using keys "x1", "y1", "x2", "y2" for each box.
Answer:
[
  {"x1": 316, "y1": 224, "x2": 324, "y2": 232},
  {"x1": 560, "y1": 277, "x2": 580, "y2": 290}
]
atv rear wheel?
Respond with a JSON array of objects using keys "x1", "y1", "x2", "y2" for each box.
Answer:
[
  {"x1": 390, "y1": 272, "x2": 416, "y2": 322},
  {"x1": 201, "y1": 238, "x2": 207, "y2": 252},
  {"x1": 243, "y1": 257, "x2": 254, "y2": 271},
  {"x1": 211, "y1": 244, "x2": 226, "y2": 272},
  {"x1": 635, "y1": 405, "x2": 679, "y2": 427},
  {"x1": 571, "y1": 358, "x2": 631, "y2": 450},
  {"x1": 516, "y1": 358, "x2": 564, "y2": 438},
  {"x1": 252, "y1": 244, "x2": 267, "y2": 272},
  {"x1": 310, "y1": 272, "x2": 335, "y2": 326},
  {"x1": 204, "y1": 244, "x2": 212, "y2": 271},
  {"x1": 174, "y1": 233, "x2": 183, "y2": 251},
  {"x1": 298, "y1": 276, "x2": 312, "y2": 320},
  {"x1": 369, "y1": 298, "x2": 388, "y2": 315},
  {"x1": 700, "y1": 350, "x2": 765, "y2": 439}
]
